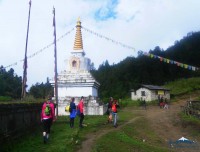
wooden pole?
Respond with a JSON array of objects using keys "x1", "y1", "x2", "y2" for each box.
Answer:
[
  {"x1": 53, "y1": 7, "x2": 58, "y2": 117},
  {"x1": 21, "y1": 0, "x2": 31, "y2": 99}
]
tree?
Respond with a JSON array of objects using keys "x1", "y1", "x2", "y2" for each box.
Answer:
[
  {"x1": 91, "y1": 31, "x2": 200, "y2": 100},
  {"x1": 29, "y1": 77, "x2": 53, "y2": 99},
  {"x1": 0, "y1": 66, "x2": 22, "y2": 99}
]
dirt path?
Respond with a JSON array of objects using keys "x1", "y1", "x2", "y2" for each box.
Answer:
[
  {"x1": 77, "y1": 98, "x2": 200, "y2": 152},
  {"x1": 77, "y1": 116, "x2": 142, "y2": 152},
  {"x1": 145, "y1": 99, "x2": 200, "y2": 152},
  {"x1": 145, "y1": 102, "x2": 185, "y2": 143}
]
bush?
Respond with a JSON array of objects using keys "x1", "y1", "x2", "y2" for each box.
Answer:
[
  {"x1": 0, "y1": 96, "x2": 12, "y2": 101},
  {"x1": 179, "y1": 112, "x2": 200, "y2": 128},
  {"x1": 164, "y1": 77, "x2": 200, "y2": 96},
  {"x1": 20, "y1": 95, "x2": 38, "y2": 102},
  {"x1": 119, "y1": 98, "x2": 141, "y2": 107}
]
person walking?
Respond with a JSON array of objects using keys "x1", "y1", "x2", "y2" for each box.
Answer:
[
  {"x1": 164, "y1": 98, "x2": 169, "y2": 109},
  {"x1": 107, "y1": 97, "x2": 113, "y2": 124},
  {"x1": 41, "y1": 96, "x2": 55, "y2": 144},
  {"x1": 69, "y1": 97, "x2": 76, "y2": 128},
  {"x1": 77, "y1": 96, "x2": 84, "y2": 128},
  {"x1": 111, "y1": 99, "x2": 120, "y2": 128},
  {"x1": 143, "y1": 99, "x2": 147, "y2": 110},
  {"x1": 159, "y1": 96, "x2": 164, "y2": 108}
]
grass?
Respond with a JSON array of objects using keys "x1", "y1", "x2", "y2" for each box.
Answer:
[
  {"x1": 1, "y1": 114, "x2": 108, "y2": 152},
  {"x1": 93, "y1": 129, "x2": 168, "y2": 152},
  {"x1": 2, "y1": 100, "x2": 170, "y2": 152},
  {"x1": 179, "y1": 112, "x2": 200, "y2": 128},
  {"x1": 2, "y1": 95, "x2": 200, "y2": 152},
  {"x1": 0, "y1": 95, "x2": 44, "y2": 104},
  {"x1": 164, "y1": 77, "x2": 200, "y2": 96},
  {"x1": 91, "y1": 109, "x2": 169, "y2": 152},
  {"x1": 0, "y1": 96, "x2": 12, "y2": 101}
]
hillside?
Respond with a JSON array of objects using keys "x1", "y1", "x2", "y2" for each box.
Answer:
[
  {"x1": 92, "y1": 31, "x2": 200, "y2": 99},
  {"x1": 164, "y1": 77, "x2": 200, "y2": 96},
  {"x1": 79, "y1": 95, "x2": 200, "y2": 152}
]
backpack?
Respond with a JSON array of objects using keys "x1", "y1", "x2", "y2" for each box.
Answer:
[
  {"x1": 65, "y1": 105, "x2": 71, "y2": 112},
  {"x1": 112, "y1": 103, "x2": 117, "y2": 112},
  {"x1": 44, "y1": 103, "x2": 51, "y2": 116},
  {"x1": 108, "y1": 101, "x2": 112, "y2": 109}
]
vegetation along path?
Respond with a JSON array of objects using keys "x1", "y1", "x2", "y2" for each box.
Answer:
[
  {"x1": 2, "y1": 95, "x2": 200, "y2": 152},
  {"x1": 78, "y1": 97, "x2": 200, "y2": 152},
  {"x1": 77, "y1": 116, "x2": 142, "y2": 152}
]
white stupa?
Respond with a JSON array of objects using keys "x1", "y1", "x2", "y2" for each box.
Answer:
[
  {"x1": 51, "y1": 19, "x2": 103, "y2": 115},
  {"x1": 57, "y1": 19, "x2": 100, "y2": 98}
]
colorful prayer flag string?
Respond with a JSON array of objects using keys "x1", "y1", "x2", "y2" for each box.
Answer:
[
  {"x1": 2, "y1": 28, "x2": 74, "y2": 69},
  {"x1": 82, "y1": 26, "x2": 137, "y2": 52},
  {"x1": 143, "y1": 52, "x2": 199, "y2": 71}
]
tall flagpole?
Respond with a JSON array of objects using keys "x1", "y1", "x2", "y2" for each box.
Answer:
[
  {"x1": 53, "y1": 7, "x2": 58, "y2": 117},
  {"x1": 21, "y1": 0, "x2": 31, "y2": 99}
]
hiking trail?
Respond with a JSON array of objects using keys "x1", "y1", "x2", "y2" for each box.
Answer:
[{"x1": 77, "y1": 96, "x2": 200, "y2": 152}]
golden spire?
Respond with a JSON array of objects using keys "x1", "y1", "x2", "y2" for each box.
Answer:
[{"x1": 73, "y1": 18, "x2": 83, "y2": 50}]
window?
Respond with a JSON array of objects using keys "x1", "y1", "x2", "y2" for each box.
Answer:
[
  {"x1": 158, "y1": 90, "x2": 164, "y2": 95},
  {"x1": 72, "y1": 60, "x2": 77, "y2": 68},
  {"x1": 141, "y1": 91, "x2": 145, "y2": 96}
]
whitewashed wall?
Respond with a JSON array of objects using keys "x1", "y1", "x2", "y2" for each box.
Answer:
[
  {"x1": 131, "y1": 88, "x2": 151, "y2": 101},
  {"x1": 131, "y1": 88, "x2": 170, "y2": 101},
  {"x1": 58, "y1": 86, "x2": 98, "y2": 97}
]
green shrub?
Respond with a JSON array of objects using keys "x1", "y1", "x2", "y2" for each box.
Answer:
[
  {"x1": 179, "y1": 112, "x2": 200, "y2": 128},
  {"x1": 164, "y1": 77, "x2": 200, "y2": 96},
  {"x1": 119, "y1": 98, "x2": 141, "y2": 107},
  {"x1": 0, "y1": 96, "x2": 12, "y2": 101},
  {"x1": 20, "y1": 95, "x2": 39, "y2": 102}
]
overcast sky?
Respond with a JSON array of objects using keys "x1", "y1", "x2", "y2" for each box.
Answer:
[{"x1": 0, "y1": 0, "x2": 200, "y2": 89}]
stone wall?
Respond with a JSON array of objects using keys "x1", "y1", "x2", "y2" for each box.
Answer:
[
  {"x1": 85, "y1": 105, "x2": 107, "y2": 115},
  {"x1": 0, "y1": 103, "x2": 42, "y2": 142},
  {"x1": 57, "y1": 96, "x2": 107, "y2": 115}
]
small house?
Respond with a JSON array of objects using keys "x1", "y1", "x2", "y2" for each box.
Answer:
[{"x1": 131, "y1": 85, "x2": 170, "y2": 101}]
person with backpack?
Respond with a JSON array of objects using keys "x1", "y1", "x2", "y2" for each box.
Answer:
[
  {"x1": 69, "y1": 97, "x2": 76, "y2": 128},
  {"x1": 77, "y1": 96, "x2": 84, "y2": 128},
  {"x1": 106, "y1": 97, "x2": 113, "y2": 124},
  {"x1": 41, "y1": 96, "x2": 55, "y2": 144},
  {"x1": 111, "y1": 99, "x2": 120, "y2": 128}
]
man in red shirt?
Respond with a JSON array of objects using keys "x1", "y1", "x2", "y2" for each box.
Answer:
[
  {"x1": 111, "y1": 99, "x2": 120, "y2": 128},
  {"x1": 77, "y1": 96, "x2": 84, "y2": 128}
]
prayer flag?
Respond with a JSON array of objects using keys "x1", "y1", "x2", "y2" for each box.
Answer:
[
  {"x1": 167, "y1": 59, "x2": 170, "y2": 63},
  {"x1": 184, "y1": 64, "x2": 188, "y2": 69},
  {"x1": 192, "y1": 67, "x2": 196, "y2": 71},
  {"x1": 188, "y1": 66, "x2": 192, "y2": 70}
]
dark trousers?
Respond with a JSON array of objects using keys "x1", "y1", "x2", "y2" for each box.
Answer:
[
  {"x1": 70, "y1": 118, "x2": 75, "y2": 128},
  {"x1": 79, "y1": 113, "x2": 84, "y2": 127},
  {"x1": 42, "y1": 118, "x2": 52, "y2": 134}
]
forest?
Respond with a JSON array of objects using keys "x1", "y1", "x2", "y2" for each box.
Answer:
[
  {"x1": 0, "y1": 31, "x2": 200, "y2": 100},
  {"x1": 91, "y1": 31, "x2": 200, "y2": 99}
]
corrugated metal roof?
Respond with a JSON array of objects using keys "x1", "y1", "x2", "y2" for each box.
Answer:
[{"x1": 141, "y1": 85, "x2": 170, "y2": 91}]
